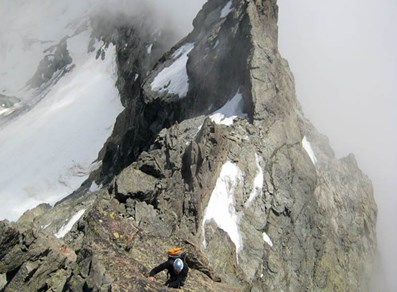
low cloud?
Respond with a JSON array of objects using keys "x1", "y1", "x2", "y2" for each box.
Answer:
[
  {"x1": 278, "y1": 0, "x2": 397, "y2": 290},
  {"x1": 0, "y1": 0, "x2": 205, "y2": 94},
  {"x1": 91, "y1": 0, "x2": 205, "y2": 41}
]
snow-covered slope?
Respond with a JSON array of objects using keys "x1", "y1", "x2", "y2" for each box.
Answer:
[
  {"x1": 0, "y1": 0, "x2": 123, "y2": 221},
  {"x1": 0, "y1": 0, "x2": 95, "y2": 97}
]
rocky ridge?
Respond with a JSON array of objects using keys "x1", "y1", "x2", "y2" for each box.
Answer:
[{"x1": 0, "y1": 0, "x2": 377, "y2": 291}]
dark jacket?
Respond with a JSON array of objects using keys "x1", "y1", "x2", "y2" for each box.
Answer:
[{"x1": 149, "y1": 258, "x2": 189, "y2": 288}]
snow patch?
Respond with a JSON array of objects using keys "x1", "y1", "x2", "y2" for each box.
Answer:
[
  {"x1": 210, "y1": 90, "x2": 246, "y2": 125},
  {"x1": 0, "y1": 107, "x2": 10, "y2": 115},
  {"x1": 41, "y1": 223, "x2": 51, "y2": 230},
  {"x1": 151, "y1": 43, "x2": 194, "y2": 98},
  {"x1": 263, "y1": 232, "x2": 273, "y2": 247},
  {"x1": 302, "y1": 136, "x2": 317, "y2": 165},
  {"x1": 54, "y1": 209, "x2": 86, "y2": 238},
  {"x1": 89, "y1": 181, "x2": 102, "y2": 193},
  {"x1": 220, "y1": 1, "x2": 233, "y2": 18},
  {"x1": 245, "y1": 153, "x2": 264, "y2": 207},
  {"x1": 147, "y1": 43, "x2": 153, "y2": 54},
  {"x1": 202, "y1": 161, "x2": 243, "y2": 260}
]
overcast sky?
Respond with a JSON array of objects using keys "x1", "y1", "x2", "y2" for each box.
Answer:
[{"x1": 278, "y1": 0, "x2": 397, "y2": 290}]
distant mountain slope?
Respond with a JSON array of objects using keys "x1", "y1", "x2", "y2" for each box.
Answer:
[{"x1": 0, "y1": 3, "x2": 124, "y2": 220}]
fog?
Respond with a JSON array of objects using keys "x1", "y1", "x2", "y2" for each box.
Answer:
[
  {"x1": 94, "y1": 0, "x2": 203, "y2": 34},
  {"x1": 0, "y1": 0, "x2": 204, "y2": 95},
  {"x1": 278, "y1": 0, "x2": 397, "y2": 290}
]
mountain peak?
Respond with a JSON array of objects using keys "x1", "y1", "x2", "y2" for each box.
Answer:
[{"x1": 0, "y1": 1, "x2": 377, "y2": 291}]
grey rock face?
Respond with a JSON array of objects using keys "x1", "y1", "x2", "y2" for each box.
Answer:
[
  {"x1": 88, "y1": 12, "x2": 181, "y2": 184},
  {"x1": 0, "y1": 0, "x2": 377, "y2": 291},
  {"x1": 26, "y1": 38, "x2": 73, "y2": 89},
  {"x1": 0, "y1": 221, "x2": 76, "y2": 291}
]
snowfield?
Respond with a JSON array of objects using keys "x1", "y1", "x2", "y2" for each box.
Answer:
[{"x1": 0, "y1": 6, "x2": 123, "y2": 221}]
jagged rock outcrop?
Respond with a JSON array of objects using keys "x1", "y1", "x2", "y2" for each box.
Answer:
[
  {"x1": 88, "y1": 11, "x2": 180, "y2": 182},
  {"x1": 0, "y1": 0, "x2": 377, "y2": 291},
  {"x1": 26, "y1": 38, "x2": 73, "y2": 89},
  {"x1": 0, "y1": 221, "x2": 77, "y2": 291}
]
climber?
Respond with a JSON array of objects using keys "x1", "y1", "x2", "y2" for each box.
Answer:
[{"x1": 148, "y1": 248, "x2": 189, "y2": 288}]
